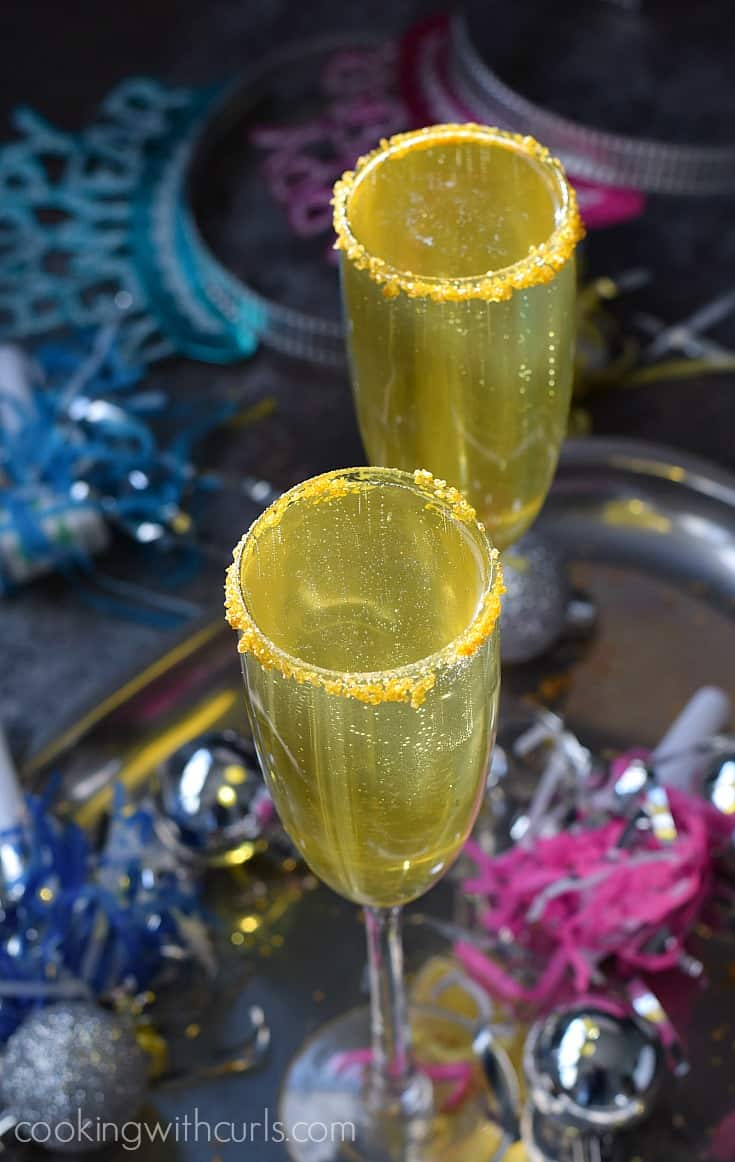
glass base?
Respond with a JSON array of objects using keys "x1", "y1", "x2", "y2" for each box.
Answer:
[{"x1": 279, "y1": 1005, "x2": 509, "y2": 1162}]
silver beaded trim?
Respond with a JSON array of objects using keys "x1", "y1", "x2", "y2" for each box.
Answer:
[{"x1": 448, "y1": 10, "x2": 735, "y2": 196}]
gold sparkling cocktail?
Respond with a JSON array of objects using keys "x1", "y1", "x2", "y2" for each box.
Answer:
[
  {"x1": 226, "y1": 468, "x2": 502, "y2": 906},
  {"x1": 226, "y1": 467, "x2": 502, "y2": 1160}
]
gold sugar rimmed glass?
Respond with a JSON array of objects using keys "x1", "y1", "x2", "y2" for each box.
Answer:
[
  {"x1": 333, "y1": 122, "x2": 584, "y2": 551},
  {"x1": 226, "y1": 466, "x2": 503, "y2": 1161}
]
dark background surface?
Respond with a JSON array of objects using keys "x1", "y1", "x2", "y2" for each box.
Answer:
[{"x1": 0, "y1": 0, "x2": 733, "y2": 758}]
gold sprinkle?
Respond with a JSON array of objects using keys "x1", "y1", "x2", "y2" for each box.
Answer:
[
  {"x1": 239, "y1": 915, "x2": 260, "y2": 934},
  {"x1": 171, "y1": 511, "x2": 192, "y2": 534},
  {"x1": 39, "y1": 887, "x2": 54, "y2": 903},
  {"x1": 225, "y1": 467, "x2": 503, "y2": 709},
  {"x1": 224, "y1": 763, "x2": 248, "y2": 785},
  {"x1": 220, "y1": 843, "x2": 255, "y2": 866},
  {"x1": 185, "y1": 1023, "x2": 201, "y2": 1039},
  {"x1": 231, "y1": 931, "x2": 245, "y2": 946},
  {"x1": 537, "y1": 673, "x2": 572, "y2": 702},
  {"x1": 282, "y1": 857, "x2": 297, "y2": 873},
  {"x1": 332, "y1": 123, "x2": 584, "y2": 303},
  {"x1": 216, "y1": 785, "x2": 237, "y2": 808}
]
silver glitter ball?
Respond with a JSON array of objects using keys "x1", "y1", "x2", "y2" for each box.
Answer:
[
  {"x1": 1, "y1": 1001, "x2": 147, "y2": 1151},
  {"x1": 501, "y1": 533, "x2": 570, "y2": 664},
  {"x1": 155, "y1": 730, "x2": 273, "y2": 866},
  {"x1": 524, "y1": 1005, "x2": 664, "y2": 1132}
]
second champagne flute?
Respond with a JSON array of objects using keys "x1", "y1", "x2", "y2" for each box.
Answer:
[{"x1": 333, "y1": 122, "x2": 584, "y2": 552}]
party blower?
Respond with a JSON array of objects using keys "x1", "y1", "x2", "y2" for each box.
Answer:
[{"x1": 226, "y1": 468, "x2": 505, "y2": 1161}]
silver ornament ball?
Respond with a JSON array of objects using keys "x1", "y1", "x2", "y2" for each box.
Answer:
[
  {"x1": 522, "y1": 1105, "x2": 618, "y2": 1162},
  {"x1": 700, "y1": 750, "x2": 735, "y2": 879},
  {"x1": 524, "y1": 1005, "x2": 664, "y2": 1133},
  {"x1": 701, "y1": 752, "x2": 735, "y2": 817},
  {"x1": 500, "y1": 533, "x2": 570, "y2": 664},
  {"x1": 0, "y1": 821, "x2": 34, "y2": 908},
  {"x1": 1, "y1": 1001, "x2": 148, "y2": 1152},
  {"x1": 155, "y1": 730, "x2": 272, "y2": 866}
]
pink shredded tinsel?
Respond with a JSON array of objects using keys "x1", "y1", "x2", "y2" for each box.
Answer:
[{"x1": 456, "y1": 781, "x2": 734, "y2": 1012}]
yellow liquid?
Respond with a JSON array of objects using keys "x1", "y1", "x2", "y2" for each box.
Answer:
[
  {"x1": 238, "y1": 477, "x2": 499, "y2": 907},
  {"x1": 341, "y1": 135, "x2": 576, "y2": 549}
]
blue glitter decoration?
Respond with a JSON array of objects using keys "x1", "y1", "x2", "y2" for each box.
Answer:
[
  {"x1": 0, "y1": 328, "x2": 241, "y2": 622},
  {"x1": 0, "y1": 79, "x2": 264, "y2": 365},
  {"x1": 0, "y1": 786, "x2": 211, "y2": 1042}
]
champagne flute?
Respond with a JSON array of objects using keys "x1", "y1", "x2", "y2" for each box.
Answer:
[
  {"x1": 226, "y1": 466, "x2": 503, "y2": 1161},
  {"x1": 333, "y1": 123, "x2": 584, "y2": 551}
]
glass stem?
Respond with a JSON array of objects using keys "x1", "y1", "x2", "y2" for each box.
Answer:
[{"x1": 364, "y1": 905, "x2": 427, "y2": 1113}]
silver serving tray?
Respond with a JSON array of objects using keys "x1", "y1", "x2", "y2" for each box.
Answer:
[
  {"x1": 19, "y1": 437, "x2": 735, "y2": 1162},
  {"x1": 547, "y1": 437, "x2": 735, "y2": 607}
]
